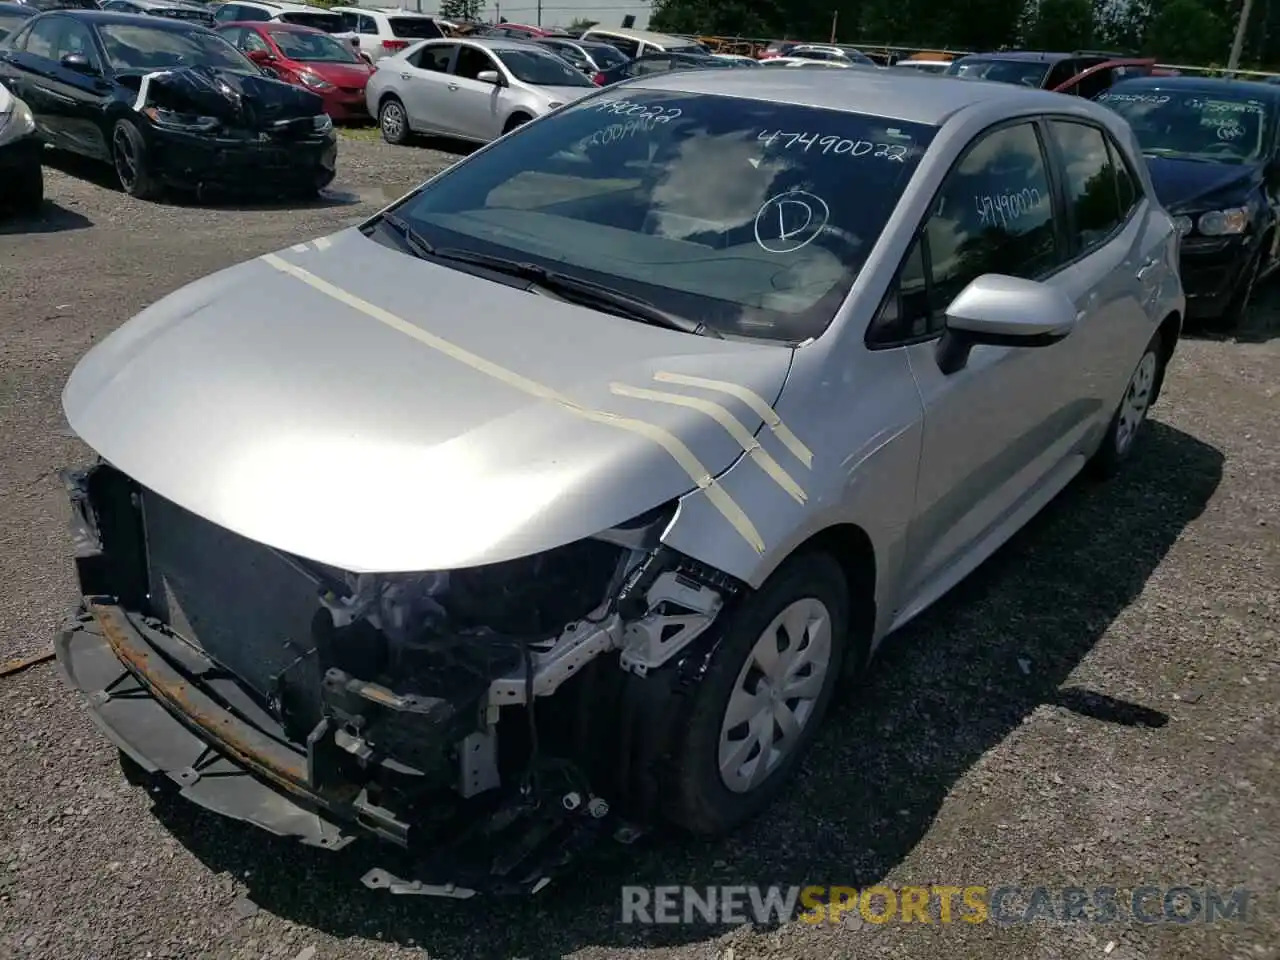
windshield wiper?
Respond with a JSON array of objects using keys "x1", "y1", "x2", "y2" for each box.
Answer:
[
  {"x1": 377, "y1": 212, "x2": 437, "y2": 259},
  {"x1": 430, "y1": 247, "x2": 723, "y2": 339}
]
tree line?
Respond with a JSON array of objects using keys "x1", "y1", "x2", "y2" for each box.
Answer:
[{"x1": 649, "y1": 0, "x2": 1278, "y2": 70}]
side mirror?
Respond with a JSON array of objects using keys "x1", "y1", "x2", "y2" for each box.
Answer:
[
  {"x1": 246, "y1": 49, "x2": 275, "y2": 64},
  {"x1": 60, "y1": 52, "x2": 98, "y2": 75},
  {"x1": 936, "y1": 274, "x2": 1076, "y2": 374},
  {"x1": 475, "y1": 69, "x2": 502, "y2": 84}
]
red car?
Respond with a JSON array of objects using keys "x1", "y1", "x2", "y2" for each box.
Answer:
[{"x1": 216, "y1": 21, "x2": 376, "y2": 121}]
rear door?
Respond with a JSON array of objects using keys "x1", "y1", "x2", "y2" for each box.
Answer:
[
  {"x1": 398, "y1": 40, "x2": 456, "y2": 134},
  {"x1": 1043, "y1": 117, "x2": 1169, "y2": 408}
]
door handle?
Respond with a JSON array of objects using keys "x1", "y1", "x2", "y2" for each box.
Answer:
[
  {"x1": 1136, "y1": 257, "x2": 1161, "y2": 280},
  {"x1": 447, "y1": 82, "x2": 459, "y2": 90},
  {"x1": 400, "y1": 72, "x2": 410, "y2": 80}
]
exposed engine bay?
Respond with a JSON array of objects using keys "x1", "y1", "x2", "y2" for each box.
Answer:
[{"x1": 57, "y1": 462, "x2": 744, "y2": 896}]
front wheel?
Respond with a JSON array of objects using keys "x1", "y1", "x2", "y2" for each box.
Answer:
[
  {"x1": 1091, "y1": 331, "x2": 1164, "y2": 478},
  {"x1": 664, "y1": 551, "x2": 850, "y2": 836},
  {"x1": 112, "y1": 119, "x2": 162, "y2": 201}
]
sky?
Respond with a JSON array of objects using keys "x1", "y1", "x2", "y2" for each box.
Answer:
[{"x1": 384, "y1": 0, "x2": 654, "y2": 29}]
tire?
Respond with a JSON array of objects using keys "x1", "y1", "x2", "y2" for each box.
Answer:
[
  {"x1": 111, "y1": 119, "x2": 162, "y2": 201},
  {"x1": 1090, "y1": 329, "x2": 1165, "y2": 478},
  {"x1": 1217, "y1": 241, "x2": 1265, "y2": 331},
  {"x1": 2, "y1": 159, "x2": 43, "y2": 215},
  {"x1": 378, "y1": 96, "x2": 410, "y2": 145},
  {"x1": 503, "y1": 113, "x2": 531, "y2": 134},
  {"x1": 664, "y1": 551, "x2": 850, "y2": 836}
]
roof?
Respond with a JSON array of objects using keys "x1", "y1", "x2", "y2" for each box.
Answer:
[
  {"x1": 1107, "y1": 74, "x2": 1280, "y2": 100},
  {"x1": 633, "y1": 65, "x2": 1091, "y2": 126},
  {"x1": 582, "y1": 26, "x2": 688, "y2": 45},
  {"x1": 330, "y1": 5, "x2": 435, "y2": 14},
  {"x1": 232, "y1": 0, "x2": 337, "y2": 11},
  {"x1": 456, "y1": 34, "x2": 555, "y2": 52},
  {"x1": 0, "y1": 2, "x2": 38, "y2": 13},
  {"x1": 29, "y1": 8, "x2": 211, "y2": 27},
  {"x1": 953, "y1": 50, "x2": 1071, "y2": 63},
  {"x1": 230, "y1": 18, "x2": 329, "y2": 31}
]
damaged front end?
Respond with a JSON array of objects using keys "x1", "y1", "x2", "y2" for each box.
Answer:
[
  {"x1": 56, "y1": 462, "x2": 743, "y2": 896},
  {"x1": 122, "y1": 66, "x2": 337, "y2": 196}
]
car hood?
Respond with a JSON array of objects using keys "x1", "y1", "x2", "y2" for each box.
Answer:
[
  {"x1": 63, "y1": 229, "x2": 795, "y2": 573},
  {"x1": 124, "y1": 65, "x2": 324, "y2": 129},
  {"x1": 303, "y1": 60, "x2": 375, "y2": 86},
  {"x1": 1144, "y1": 154, "x2": 1262, "y2": 213}
]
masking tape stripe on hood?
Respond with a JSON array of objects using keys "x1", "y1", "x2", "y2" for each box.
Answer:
[
  {"x1": 652, "y1": 370, "x2": 813, "y2": 468},
  {"x1": 610, "y1": 382, "x2": 806, "y2": 505},
  {"x1": 259, "y1": 253, "x2": 766, "y2": 554}
]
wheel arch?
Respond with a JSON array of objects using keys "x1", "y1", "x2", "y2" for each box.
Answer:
[
  {"x1": 1151, "y1": 309, "x2": 1181, "y2": 406},
  {"x1": 779, "y1": 523, "x2": 877, "y2": 667},
  {"x1": 503, "y1": 110, "x2": 533, "y2": 133}
]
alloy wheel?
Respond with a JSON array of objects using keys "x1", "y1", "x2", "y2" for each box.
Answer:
[
  {"x1": 1114, "y1": 349, "x2": 1158, "y2": 455},
  {"x1": 381, "y1": 102, "x2": 405, "y2": 141},
  {"x1": 718, "y1": 597, "x2": 833, "y2": 794},
  {"x1": 113, "y1": 128, "x2": 137, "y2": 191}
]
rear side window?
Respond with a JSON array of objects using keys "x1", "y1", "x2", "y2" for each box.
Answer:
[
  {"x1": 1110, "y1": 138, "x2": 1141, "y2": 213},
  {"x1": 389, "y1": 16, "x2": 442, "y2": 39},
  {"x1": 278, "y1": 11, "x2": 342, "y2": 31},
  {"x1": 413, "y1": 41, "x2": 453, "y2": 71},
  {"x1": 1048, "y1": 120, "x2": 1124, "y2": 250},
  {"x1": 240, "y1": 5, "x2": 270, "y2": 20},
  {"x1": 0, "y1": 11, "x2": 31, "y2": 38}
]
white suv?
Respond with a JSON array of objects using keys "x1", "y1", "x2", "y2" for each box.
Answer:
[{"x1": 330, "y1": 6, "x2": 444, "y2": 61}]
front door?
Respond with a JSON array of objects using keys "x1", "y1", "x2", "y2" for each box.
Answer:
[{"x1": 897, "y1": 120, "x2": 1080, "y2": 608}]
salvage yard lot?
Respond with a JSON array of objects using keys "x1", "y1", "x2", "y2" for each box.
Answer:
[{"x1": 0, "y1": 136, "x2": 1277, "y2": 960}]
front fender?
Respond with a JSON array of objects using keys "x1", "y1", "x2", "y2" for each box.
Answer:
[{"x1": 660, "y1": 340, "x2": 924, "y2": 641}]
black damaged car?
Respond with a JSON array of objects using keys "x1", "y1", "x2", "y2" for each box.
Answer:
[
  {"x1": 1096, "y1": 76, "x2": 1280, "y2": 329},
  {"x1": 0, "y1": 10, "x2": 337, "y2": 200}
]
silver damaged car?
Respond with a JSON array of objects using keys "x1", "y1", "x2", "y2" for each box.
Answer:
[{"x1": 55, "y1": 67, "x2": 1185, "y2": 896}]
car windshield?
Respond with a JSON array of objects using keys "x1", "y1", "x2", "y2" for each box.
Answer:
[
  {"x1": 269, "y1": 28, "x2": 358, "y2": 61},
  {"x1": 1096, "y1": 87, "x2": 1273, "y2": 163},
  {"x1": 388, "y1": 89, "x2": 935, "y2": 342},
  {"x1": 494, "y1": 47, "x2": 594, "y2": 86},
  {"x1": 99, "y1": 23, "x2": 257, "y2": 72},
  {"x1": 947, "y1": 58, "x2": 1050, "y2": 87},
  {"x1": 585, "y1": 42, "x2": 625, "y2": 66},
  {"x1": 277, "y1": 11, "x2": 343, "y2": 31},
  {"x1": 388, "y1": 16, "x2": 442, "y2": 38}
]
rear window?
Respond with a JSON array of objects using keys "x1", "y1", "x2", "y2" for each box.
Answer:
[
  {"x1": 388, "y1": 16, "x2": 442, "y2": 39},
  {"x1": 278, "y1": 11, "x2": 343, "y2": 31},
  {"x1": 391, "y1": 88, "x2": 935, "y2": 342},
  {"x1": 947, "y1": 57, "x2": 1050, "y2": 87}
]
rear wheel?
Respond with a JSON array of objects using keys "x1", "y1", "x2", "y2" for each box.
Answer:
[
  {"x1": 112, "y1": 119, "x2": 162, "y2": 201},
  {"x1": 378, "y1": 96, "x2": 410, "y2": 145},
  {"x1": 664, "y1": 551, "x2": 850, "y2": 835},
  {"x1": 1091, "y1": 330, "x2": 1165, "y2": 477}
]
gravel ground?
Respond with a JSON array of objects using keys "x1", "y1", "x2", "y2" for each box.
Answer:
[{"x1": 0, "y1": 134, "x2": 1277, "y2": 960}]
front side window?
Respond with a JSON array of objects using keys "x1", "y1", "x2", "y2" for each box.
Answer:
[
  {"x1": 453, "y1": 43, "x2": 495, "y2": 79},
  {"x1": 494, "y1": 47, "x2": 593, "y2": 86},
  {"x1": 925, "y1": 121, "x2": 1058, "y2": 316},
  {"x1": 1044, "y1": 59, "x2": 1078, "y2": 89},
  {"x1": 600, "y1": 35, "x2": 638, "y2": 58},
  {"x1": 1049, "y1": 120, "x2": 1124, "y2": 250},
  {"x1": 269, "y1": 28, "x2": 358, "y2": 62},
  {"x1": 627, "y1": 55, "x2": 670, "y2": 76},
  {"x1": 387, "y1": 89, "x2": 936, "y2": 342},
  {"x1": 1096, "y1": 86, "x2": 1274, "y2": 164},
  {"x1": 99, "y1": 23, "x2": 257, "y2": 72},
  {"x1": 22, "y1": 17, "x2": 60, "y2": 58},
  {"x1": 213, "y1": 4, "x2": 240, "y2": 22},
  {"x1": 53, "y1": 18, "x2": 100, "y2": 67},
  {"x1": 239, "y1": 29, "x2": 269, "y2": 52}
]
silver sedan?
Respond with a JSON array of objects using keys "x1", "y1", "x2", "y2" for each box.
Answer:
[
  {"x1": 54, "y1": 67, "x2": 1184, "y2": 892},
  {"x1": 366, "y1": 35, "x2": 597, "y2": 144}
]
